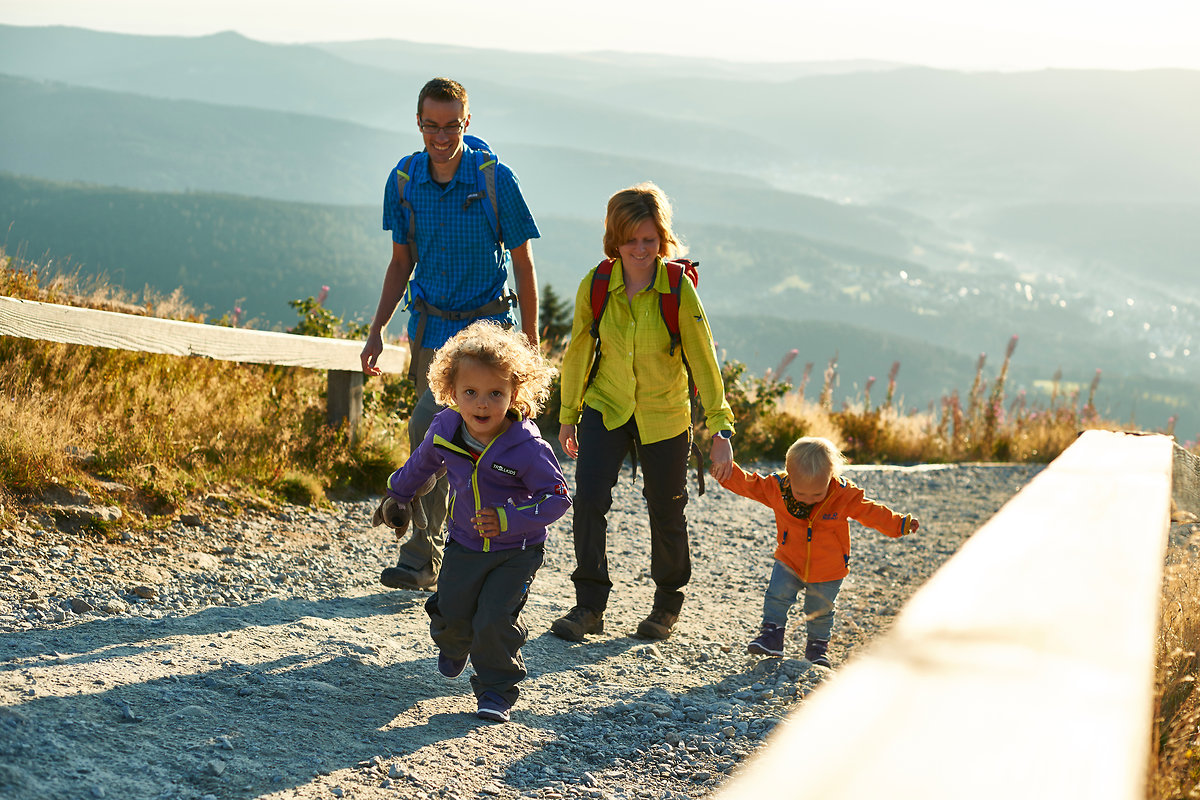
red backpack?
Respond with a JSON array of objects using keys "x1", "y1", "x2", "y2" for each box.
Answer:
[{"x1": 584, "y1": 257, "x2": 709, "y2": 493}]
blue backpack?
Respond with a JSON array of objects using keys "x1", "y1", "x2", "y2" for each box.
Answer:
[{"x1": 392, "y1": 134, "x2": 503, "y2": 262}]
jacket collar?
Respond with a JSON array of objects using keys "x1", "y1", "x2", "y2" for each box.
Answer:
[{"x1": 610, "y1": 257, "x2": 669, "y2": 296}]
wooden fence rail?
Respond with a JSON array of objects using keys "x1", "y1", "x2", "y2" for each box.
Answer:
[
  {"x1": 716, "y1": 430, "x2": 1188, "y2": 799},
  {"x1": 0, "y1": 295, "x2": 408, "y2": 435}
]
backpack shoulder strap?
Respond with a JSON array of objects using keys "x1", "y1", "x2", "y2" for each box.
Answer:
[
  {"x1": 584, "y1": 259, "x2": 616, "y2": 389},
  {"x1": 395, "y1": 150, "x2": 424, "y2": 260},
  {"x1": 589, "y1": 259, "x2": 616, "y2": 336},
  {"x1": 462, "y1": 136, "x2": 503, "y2": 250},
  {"x1": 658, "y1": 258, "x2": 700, "y2": 356},
  {"x1": 475, "y1": 151, "x2": 502, "y2": 248}
]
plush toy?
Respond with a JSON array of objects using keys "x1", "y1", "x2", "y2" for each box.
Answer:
[{"x1": 370, "y1": 468, "x2": 445, "y2": 537}]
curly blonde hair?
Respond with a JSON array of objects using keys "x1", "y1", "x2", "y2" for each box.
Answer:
[
  {"x1": 427, "y1": 321, "x2": 556, "y2": 418},
  {"x1": 602, "y1": 182, "x2": 687, "y2": 260},
  {"x1": 785, "y1": 436, "x2": 847, "y2": 480}
]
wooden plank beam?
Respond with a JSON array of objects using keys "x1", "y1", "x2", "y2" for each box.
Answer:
[
  {"x1": 716, "y1": 430, "x2": 1173, "y2": 800},
  {"x1": 0, "y1": 295, "x2": 407, "y2": 374}
]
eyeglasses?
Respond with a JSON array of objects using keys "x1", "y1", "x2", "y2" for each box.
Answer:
[{"x1": 418, "y1": 120, "x2": 467, "y2": 135}]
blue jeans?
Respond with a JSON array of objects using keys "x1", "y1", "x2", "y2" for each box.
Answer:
[{"x1": 762, "y1": 560, "x2": 843, "y2": 641}]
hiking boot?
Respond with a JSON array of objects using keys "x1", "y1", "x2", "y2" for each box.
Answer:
[
  {"x1": 437, "y1": 652, "x2": 468, "y2": 679},
  {"x1": 380, "y1": 563, "x2": 438, "y2": 592},
  {"x1": 805, "y1": 638, "x2": 831, "y2": 668},
  {"x1": 747, "y1": 622, "x2": 785, "y2": 657},
  {"x1": 476, "y1": 691, "x2": 511, "y2": 723},
  {"x1": 636, "y1": 608, "x2": 679, "y2": 640},
  {"x1": 549, "y1": 606, "x2": 604, "y2": 642}
]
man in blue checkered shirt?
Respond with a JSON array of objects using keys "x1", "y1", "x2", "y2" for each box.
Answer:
[{"x1": 361, "y1": 77, "x2": 542, "y2": 592}]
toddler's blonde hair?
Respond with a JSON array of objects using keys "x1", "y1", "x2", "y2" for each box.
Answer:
[
  {"x1": 427, "y1": 321, "x2": 556, "y2": 418},
  {"x1": 785, "y1": 436, "x2": 846, "y2": 480}
]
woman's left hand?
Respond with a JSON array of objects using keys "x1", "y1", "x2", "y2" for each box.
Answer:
[{"x1": 709, "y1": 435, "x2": 734, "y2": 482}]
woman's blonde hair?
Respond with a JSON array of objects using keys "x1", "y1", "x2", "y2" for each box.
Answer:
[
  {"x1": 427, "y1": 321, "x2": 557, "y2": 418},
  {"x1": 602, "y1": 182, "x2": 686, "y2": 260},
  {"x1": 785, "y1": 436, "x2": 847, "y2": 480}
]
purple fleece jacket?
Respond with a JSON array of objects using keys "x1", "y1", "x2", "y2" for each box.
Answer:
[{"x1": 386, "y1": 407, "x2": 571, "y2": 552}]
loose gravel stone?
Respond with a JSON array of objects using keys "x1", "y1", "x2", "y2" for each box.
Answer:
[{"x1": 0, "y1": 462, "x2": 1043, "y2": 799}]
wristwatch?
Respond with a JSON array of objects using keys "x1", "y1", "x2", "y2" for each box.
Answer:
[{"x1": 714, "y1": 430, "x2": 733, "y2": 440}]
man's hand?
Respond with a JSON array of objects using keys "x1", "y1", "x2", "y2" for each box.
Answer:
[
  {"x1": 473, "y1": 507, "x2": 501, "y2": 538},
  {"x1": 360, "y1": 331, "x2": 385, "y2": 376}
]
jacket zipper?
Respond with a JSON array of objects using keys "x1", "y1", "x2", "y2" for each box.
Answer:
[
  {"x1": 472, "y1": 436, "x2": 500, "y2": 552},
  {"x1": 802, "y1": 495, "x2": 832, "y2": 583}
]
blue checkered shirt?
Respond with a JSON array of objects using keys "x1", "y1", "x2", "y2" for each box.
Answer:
[{"x1": 382, "y1": 142, "x2": 540, "y2": 349}]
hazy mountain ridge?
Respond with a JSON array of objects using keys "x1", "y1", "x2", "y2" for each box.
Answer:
[
  {"x1": 0, "y1": 24, "x2": 1196, "y2": 435},
  {"x1": 0, "y1": 73, "x2": 915, "y2": 255},
  {"x1": 2, "y1": 172, "x2": 1192, "y2": 436}
]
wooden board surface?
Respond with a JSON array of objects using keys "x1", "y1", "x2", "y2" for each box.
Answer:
[
  {"x1": 0, "y1": 295, "x2": 408, "y2": 374},
  {"x1": 716, "y1": 430, "x2": 1173, "y2": 800}
]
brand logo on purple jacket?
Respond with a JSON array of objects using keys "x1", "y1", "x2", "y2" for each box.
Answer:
[{"x1": 491, "y1": 463, "x2": 518, "y2": 476}]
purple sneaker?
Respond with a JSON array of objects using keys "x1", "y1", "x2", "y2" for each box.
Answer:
[
  {"x1": 476, "y1": 691, "x2": 510, "y2": 723},
  {"x1": 747, "y1": 622, "x2": 785, "y2": 657},
  {"x1": 437, "y1": 652, "x2": 468, "y2": 679},
  {"x1": 805, "y1": 638, "x2": 831, "y2": 668}
]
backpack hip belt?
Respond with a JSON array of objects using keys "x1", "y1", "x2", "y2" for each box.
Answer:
[{"x1": 407, "y1": 291, "x2": 518, "y2": 383}]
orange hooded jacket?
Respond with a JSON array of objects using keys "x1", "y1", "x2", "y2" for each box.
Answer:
[{"x1": 719, "y1": 464, "x2": 917, "y2": 583}]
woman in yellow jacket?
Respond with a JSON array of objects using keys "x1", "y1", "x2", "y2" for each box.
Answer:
[{"x1": 550, "y1": 182, "x2": 735, "y2": 642}]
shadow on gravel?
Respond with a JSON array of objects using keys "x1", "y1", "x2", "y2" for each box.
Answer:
[
  {"x1": 9, "y1": 591, "x2": 782, "y2": 798},
  {"x1": 495, "y1": 652, "x2": 825, "y2": 794},
  {"x1": 2, "y1": 590, "x2": 554, "y2": 797},
  {"x1": 0, "y1": 592, "x2": 424, "y2": 673}
]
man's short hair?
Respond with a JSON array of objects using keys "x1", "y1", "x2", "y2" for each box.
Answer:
[{"x1": 418, "y1": 77, "x2": 469, "y2": 117}]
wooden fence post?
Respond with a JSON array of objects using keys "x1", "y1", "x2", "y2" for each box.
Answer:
[{"x1": 327, "y1": 370, "x2": 364, "y2": 442}]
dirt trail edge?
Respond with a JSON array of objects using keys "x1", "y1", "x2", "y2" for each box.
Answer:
[{"x1": 1, "y1": 463, "x2": 1042, "y2": 800}]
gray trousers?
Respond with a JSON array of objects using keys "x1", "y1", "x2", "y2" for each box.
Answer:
[
  {"x1": 424, "y1": 540, "x2": 544, "y2": 706},
  {"x1": 397, "y1": 346, "x2": 449, "y2": 573}
]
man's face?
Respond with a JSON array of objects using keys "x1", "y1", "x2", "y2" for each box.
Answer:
[{"x1": 417, "y1": 98, "x2": 469, "y2": 167}]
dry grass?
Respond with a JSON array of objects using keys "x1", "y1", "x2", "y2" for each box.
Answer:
[
  {"x1": 1151, "y1": 536, "x2": 1200, "y2": 799},
  {"x1": 0, "y1": 254, "x2": 405, "y2": 526}
]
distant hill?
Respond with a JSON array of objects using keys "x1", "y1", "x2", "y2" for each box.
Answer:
[
  {"x1": 1, "y1": 173, "x2": 1196, "y2": 435},
  {"x1": 0, "y1": 74, "x2": 914, "y2": 255},
  {"x1": 1, "y1": 24, "x2": 1198, "y2": 438},
  {"x1": 3, "y1": 25, "x2": 1197, "y2": 206}
]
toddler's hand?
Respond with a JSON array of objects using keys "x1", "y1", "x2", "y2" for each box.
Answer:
[
  {"x1": 905, "y1": 516, "x2": 920, "y2": 535},
  {"x1": 474, "y1": 507, "x2": 501, "y2": 538}
]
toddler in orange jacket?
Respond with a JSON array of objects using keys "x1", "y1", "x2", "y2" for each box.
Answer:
[{"x1": 716, "y1": 436, "x2": 919, "y2": 666}]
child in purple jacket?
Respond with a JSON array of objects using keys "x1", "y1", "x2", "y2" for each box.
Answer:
[{"x1": 375, "y1": 321, "x2": 569, "y2": 723}]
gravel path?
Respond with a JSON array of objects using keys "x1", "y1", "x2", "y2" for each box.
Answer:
[{"x1": 0, "y1": 461, "x2": 1043, "y2": 800}]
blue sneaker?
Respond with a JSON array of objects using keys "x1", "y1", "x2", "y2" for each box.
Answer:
[
  {"x1": 437, "y1": 652, "x2": 468, "y2": 679},
  {"x1": 476, "y1": 691, "x2": 511, "y2": 723},
  {"x1": 747, "y1": 622, "x2": 785, "y2": 657}
]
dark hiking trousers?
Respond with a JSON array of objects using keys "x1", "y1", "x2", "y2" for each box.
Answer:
[
  {"x1": 424, "y1": 539, "x2": 543, "y2": 707},
  {"x1": 570, "y1": 405, "x2": 692, "y2": 616}
]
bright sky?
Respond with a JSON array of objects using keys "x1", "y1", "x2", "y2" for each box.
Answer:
[{"x1": 2, "y1": 0, "x2": 1198, "y2": 71}]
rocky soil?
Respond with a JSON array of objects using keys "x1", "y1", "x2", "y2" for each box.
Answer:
[{"x1": 0, "y1": 461, "x2": 1043, "y2": 800}]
